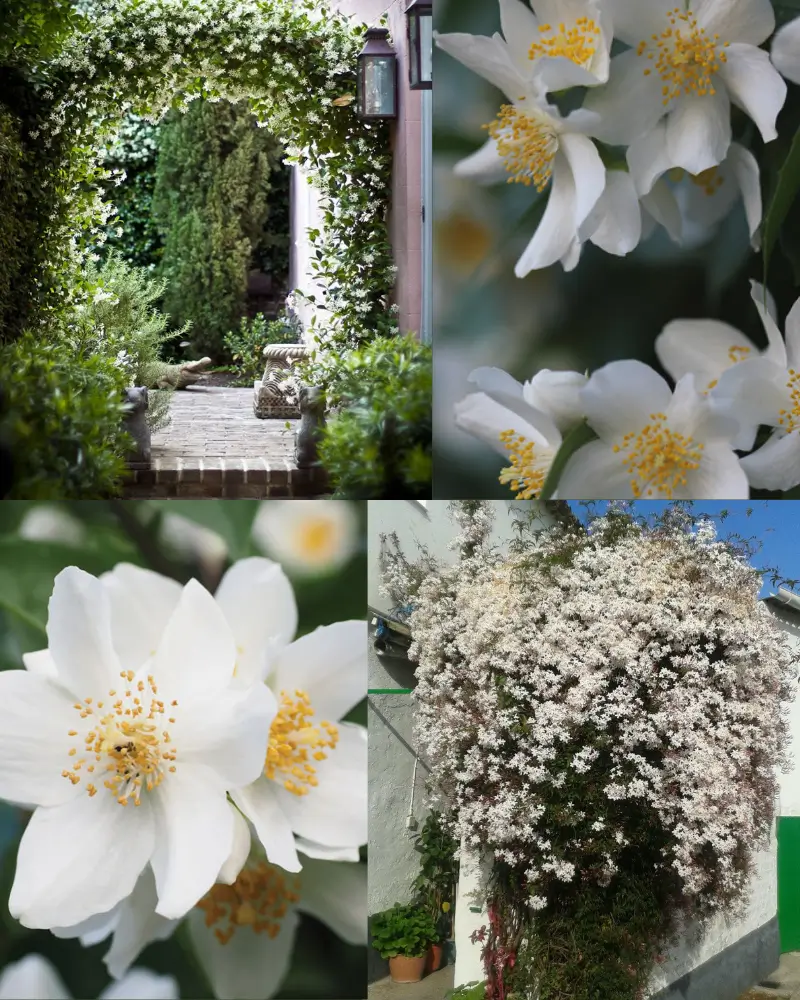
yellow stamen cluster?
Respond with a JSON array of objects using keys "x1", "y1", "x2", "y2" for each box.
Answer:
[
  {"x1": 690, "y1": 166, "x2": 725, "y2": 197},
  {"x1": 498, "y1": 429, "x2": 546, "y2": 500},
  {"x1": 778, "y1": 369, "x2": 800, "y2": 432},
  {"x1": 613, "y1": 413, "x2": 704, "y2": 498},
  {"x1": 705, "y1": 346, "x2": 751, "y2": 393},
  {"x1": 637, "y1": 7, "x2": 729, "y2": 106},
  {"x1": 528, "y1": 17, "x2": 601, "y2": 68},
  {"x1": 266, "y1": 689, "x2": 338, "y2": 796},
  {"x1": 63, "y1": 671, "x2": 178, "y2": 806},
  {"x1": 196, "y1": 862, "x2": 301, "y2": 945},
  {"x1": 485, "y1": 102, "x2": 558, "y2": 191},
  {"x1": 296, "y1": 518, "x2": 336, "y2": 560}
]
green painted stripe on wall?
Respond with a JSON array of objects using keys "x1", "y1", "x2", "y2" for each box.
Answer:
[{"x1": 778, "y1": 816, "x2": 800, "y2": 952}]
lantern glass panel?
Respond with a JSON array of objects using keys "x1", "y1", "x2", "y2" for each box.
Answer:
[
  {"x1": 361, "y1": 56, "x2": 396, "y2": 117},
  {"x1": 419, "y1": 12, "x2": 432, "y2": 84}
]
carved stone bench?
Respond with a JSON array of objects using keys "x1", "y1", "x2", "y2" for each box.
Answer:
[{"x1": 253, "y1": 344, "x2": 308, "y2": 419}]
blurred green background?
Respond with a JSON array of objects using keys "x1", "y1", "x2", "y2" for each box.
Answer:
[
  {"x1": 433, "y1": 0, "x2": 800, "y2": 497},
  {"x1": 0, "y1": 500, "x2": 367, "y2": 999}
]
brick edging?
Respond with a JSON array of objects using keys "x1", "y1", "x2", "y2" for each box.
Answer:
[{"x1": 124, "y1": 458, "x2": 328, "y2": 498}]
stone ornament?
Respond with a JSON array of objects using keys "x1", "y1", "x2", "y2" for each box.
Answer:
[
  {"x1": 122, "y1": 386, "x2": 151, "y2": 465},
  {"x1": 254, "y1": 344, "x2": 309, "y2": 419}
]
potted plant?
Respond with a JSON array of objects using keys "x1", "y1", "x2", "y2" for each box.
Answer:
[
  {"x1": 371, "y1": 903, "x2": 437, "y2": 983},
  {"x1": 412, "y1": 810, "x2": 458, "y2": 973}
]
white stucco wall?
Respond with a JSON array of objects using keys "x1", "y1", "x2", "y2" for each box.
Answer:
[
  {"x1": 766, "y1": 598, "x2": 800, "y2": 817},
  {"x1": 289, "y1": 164, "x2": 328, "y2": 338}
]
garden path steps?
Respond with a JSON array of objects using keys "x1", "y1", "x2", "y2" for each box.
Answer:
[
  {"x1": 368, "y1": 966, "x2": 454, "y2": 1000},
  {"x1": 122, "y1": 386, "x2": 328, "y2": 498}
]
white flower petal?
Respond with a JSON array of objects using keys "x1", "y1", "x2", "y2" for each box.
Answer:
[
  {"x1": 22, "y1": 649, "x2": 57, "y2": 679},
  {"x1": 582, "y1": 169, "x2": 642, "y2": 256},
  {"x1": 150, "y1": 763, "x2": 234, "y2": 920},
  {"x1": 101, "y1": 565, "x2": 183, "y2": 674},
  {"x1": 188, "y1": 906, "x2": 300, "y2": 1000},
  {"x1": 297, "y1": 858, "x2": 367, "y2": 945},
  {"x1": 665, "y1": 90, "x2": 731, "y2": 175},
  {"x1": 434, "y1": 31, "x2": 526, "y2": 101},
  {"x1": 772, "y1": 16, "x2": 800, "y2": 86},
  {"x1": 295, "y1": 839, "x2": 360, "y2": 863},
  {"x1": 750, "y1": 280, "x2": 788, "y2": 365},
  {"x1": 104, "y1": 869, "x2": 179, "y2": 980},
  {"x1": 100, "y1": 969, "x2": 179, "y2": 1000},
  {"x1": 219, "y1": 804, "x2": 252, "y2": 885},
  {"x1": 719, "y1": 44, "x2": 786, "y2": 144},
  {"x1": 785, "y1": 297, "x2": 800, "y2": 369},
  {"x1": 52, "y1": 907, "x2": 120, "y2": 948},
  {"x1": 468, "y1": 367, "x2": 525, "y2": 401},
  {"x1": 684, "y1": 441, "x2": 750, "y2": 498},
  {"x1": 740, "y1": 430, "x2": 800, "y2": 491},
  {"x1": 727, "y1": 142, "x2": 762, "y2": 240},
  {"x1": 605, "y1": 0, "x2": 675, "y2": 46},
  {"x1": 231, "y1": 779, "x2": 302, "y2": 873},
  {"x1": 582, "y1": 49, "x2": 665, "y2": 145},
  {"x1": 499, "y1": 0, "x2": 540, "y2": 73},
  {"x1": 655, "y1": 318, "x2": 759, "y2": 386},
  {"x1": 271, "y1": 621, "x2": 365, "y2": 723},
  {"x1": 627, "y1": 122, "x2": 671, "y2": 196},
  {"x1": 522, "y1": 369, "x2": 587, "y2": 433},
  {"x1": 47, "y1": 567, "x2": 122, "y2": 698},
  {"x1": 151, "y1": 579, "x2": 236, "y2": 701},
  {"x1": 214, "y1": 558, "x2": 298, "y2": 686},
  {"x1": 695, "y1": 0, "x2": 775, "y2": 47},
  {"x1": 10, "y1": 793, "x2": 154, "y2": 929},
  {"x1": 0, "y1": 670, "x2": 84, "y2": 808},
  {"x1": 453, "y1": 138, "x2": 510, "y2": 186},
  {"x1": 251, "y1": 502, "x2": 359, "y2": 578},
  {"x1": 532, "y1": 55, "x2": 603, "y2": 90},
  {"x1": 0, "y1": 955, "x2": 71, "y2": 1000},
  {"x1": 580, "y1": 360, "x2": 673, "y2": 442},
  {"x1": 557, "y1": 440, "x2": 638, "y2": 498},
  {"x1": 712, "y1": 357, "x2": 790, "y2": 449},
  {"x1": 455, "y1": 393, "x2": 560, "y2": 456},
  {"x1": 515, "y1": 151, "x2": 579, "y2": 274},
  {"x1": 641, "y1": 179, "x2": 683, "y2": 243},
  {"x1": 559, "y1": 132, "x2": 605, "y2": 229},
  {"x1": 273, "y1": 724, "x2": 367, "y2": 849}
]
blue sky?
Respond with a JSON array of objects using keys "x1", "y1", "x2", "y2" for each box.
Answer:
[{"x1": 567, "y1": 501, "x2": 800, "y2": 597}]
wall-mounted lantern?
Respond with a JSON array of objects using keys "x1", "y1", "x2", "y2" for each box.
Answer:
[
  {"x1": 406, "y1": 0, "x2": 433, "y2": 90},
  {"x1": 357, "y1": 27, "x2": 398, "y2": 120}
]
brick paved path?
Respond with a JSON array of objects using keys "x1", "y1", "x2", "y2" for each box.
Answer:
[{"x1": 123, "y1": 386, "x2": 328, "y2": 498}]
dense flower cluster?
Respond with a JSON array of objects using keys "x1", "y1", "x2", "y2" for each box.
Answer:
[{"x1": 409, "y1": 511, "x2": 797, "y2": 913}]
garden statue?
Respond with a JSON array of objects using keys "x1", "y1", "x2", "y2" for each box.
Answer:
[
  {"x1": 295, "y1": 385, "x2": 325, "y2": 468},
  {"x1": 122, "y1": 387, "x2": 151, "y2": 465},
  {"x1": 155, "y1": 357, "x2": 213, "y2": 390}
]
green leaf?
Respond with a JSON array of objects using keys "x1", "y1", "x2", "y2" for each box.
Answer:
[
  {"x1": 763, "y1": 126, "x2": 800, "y2": 283},
  {"x1": 150, "y1": 500, "x2": 259, "y2": 561},
  {"x1": 540, "y1": 421, "x2": 599, "y2": 502}
]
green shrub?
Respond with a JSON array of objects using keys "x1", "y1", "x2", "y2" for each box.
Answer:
[
  {"x1": 222, "y1": 311, "x2": 300, "y2": 386},
  {"x1": 151, "y1": 98, "x2": 279, "y2": 360},
  {"x1": 1, "y1": 329, "x2": 129, "y2": 498},
  {"x1": 371, "y1": 904, "x2": 437, "y2": 960},
  {"x1": 317, "y1": 335, "x2": 431, "y2": 499},
  {"x1": 80, "y1": 253, "x2": 187, "y2": 430}
]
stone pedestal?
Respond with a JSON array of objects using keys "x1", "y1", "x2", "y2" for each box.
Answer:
[{"x1": 253, "y1": 344, "x2": 308, "y2": 419}]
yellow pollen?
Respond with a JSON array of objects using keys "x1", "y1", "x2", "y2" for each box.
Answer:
[
  {"x1": 265, "y1": 690, "x2": 338, "y2": 797},
  {"x1": 690, "y1": 166, "x2": 725, "y2": 197},
  {"x1": 295, "y1": 518, "x2": 337, "y2": 560},
  {"x1": 63, "y1": 672, "x2": 177, "y2": 806},
  {"x1": 777, "y1": 369, "x2": 800, "y2": 432},
  {"x1": 529, "y1": 15, "x2": 601, "y2": 68},
  {"x1": 484, "y1": 103, "x2": 558, "y2": 191},
  {"x1": 637, "y1": 7, "x2": 728, "y2": 106},
  {"x1": 613, "y1": 412, "x2": 704, "y2": 498},
  {"x1": 196, "y1": 862, "x2": 301, "y2": 945},
  {"x1": 497, "y1": 429, "x2": 547, "y2": 500}
]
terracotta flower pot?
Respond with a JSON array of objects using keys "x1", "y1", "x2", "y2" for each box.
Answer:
[
  {"x1": 425, "y1": 943, "x2": 443, "y2": 974},
  {"x1": 389, "y1": 954, "x2": 426, "y2": 983}
]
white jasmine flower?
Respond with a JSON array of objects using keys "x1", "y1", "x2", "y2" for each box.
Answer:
[
  {"x1": 772, "y1": 16, "x2": 800, "y2": 85},
  {"x1": 456, "y1": 365, "x2": 587, "y2": 498},
  {"x1": 18, "y1": 507, "x2": 86, "y2": 546},
  {"x1": 586, "y1": 0, "x2": 786, "y2": 175},
  {"x1": 1, "y1": 566, "x2": 275, "y2": 929},
  {"x1": 251, "y1": 501, "x2": 359, "y2": 576},
  {"x1": 712, "y1": 287, "x2": 800, "y2": 491},
  {"x1": 436, "y1": 25, "x2": 606, "y2": 273},
  {"x1": 631, "y1": 129, "x2": 762, "y2": 246},
  {"x1": 0, "y1": 954, "x2": 178, "y2": 1000},
  {"x1": 558, "y1": 360, "x2": 748, "y2": 498}
]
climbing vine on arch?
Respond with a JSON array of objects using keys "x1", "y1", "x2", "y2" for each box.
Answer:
[{"x1": 4, "y1": 0, "x2": 396, "y2": 387}]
